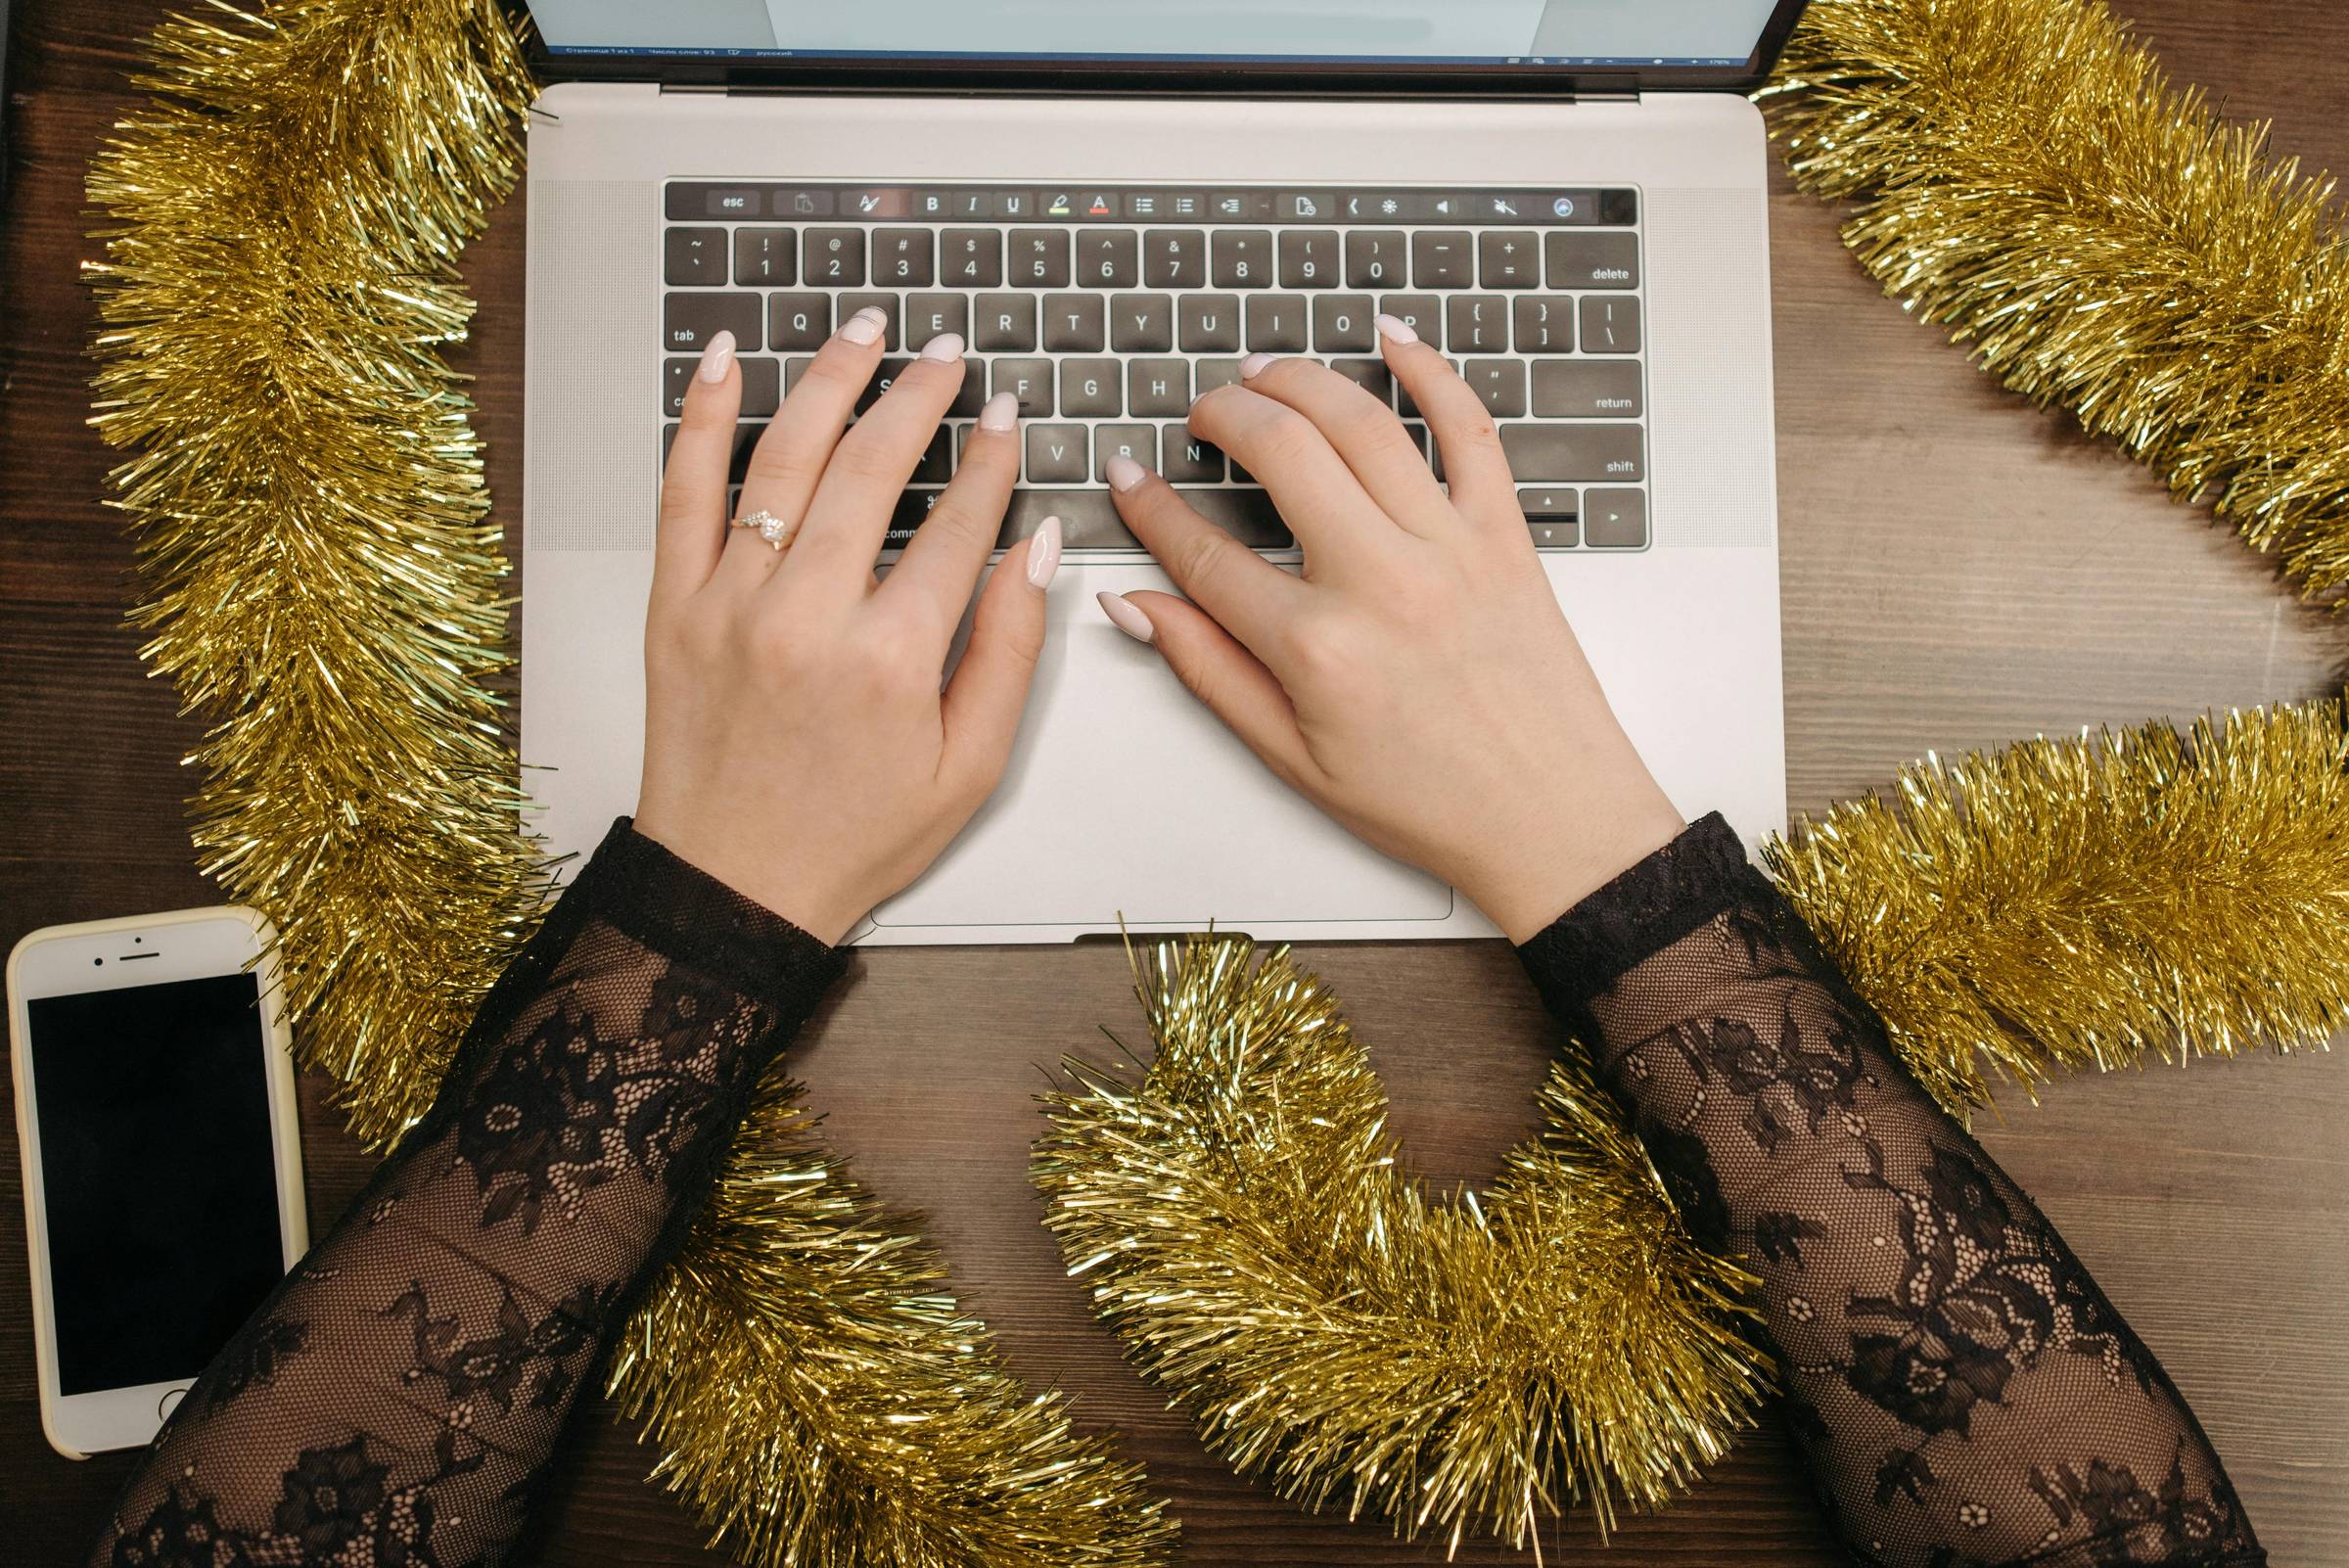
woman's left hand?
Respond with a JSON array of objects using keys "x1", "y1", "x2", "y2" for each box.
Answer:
[{"x1": 633, "y1": 316, "x2": 1061, "y2": 944}]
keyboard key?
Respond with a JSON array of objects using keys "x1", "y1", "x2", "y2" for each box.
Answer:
[
  {"x1": 732, "y1": 227, "x2": 797, "y2": 286},
  {"x1": 1001, "y1": 487, "x2": 1130, "y2": 549},
  {"x1": 857, "y1": 357, "x2": 913, "y2": 414},
  {"x1": 886, "y1": 488, "x2": 944, "y2": 548},
  {"x1": 1410, "y1": 231, "x2": 1474, "y2": 287},
  {"x1": 905, "y1": 293, "x2": 969, "y2": 345},
  {"x1": 1532, "y1": 361, "x2": 1643, "y2": 418},
  {"x1": 1328, "y1": 357, "x2": 1394, "y2": 404},
  {"x1": 1176, "y1": 488, "x2": 1292, "y2": 548},
  {"x1": 739, "y1": 356, "x2": 781, "y2": 419},
  {"x1": 1246, "y1": 295, "x2": 1309, "y2": 352},
  {"x1": 664, "y1": 291, "x2": 761, "y2": 352},
  {"x1": 1093, "y1": 424, "x2": 1157, "y2": 480},
  {"x1": 1400, "y1": 419, "x2": 1430, "y2": 458},
  {"x1": 1113, "y1": 295, "x2": 1174, "y2": 352},
  {"x1": 1043, "y1": 295, "x2": 1106, "y2": 352},
  {"x1": 1079, "y1": 229, "x2": 1140, "y2": 287},
  {"x1": 805, "y1": 228, "x2": 865, "y2": 286},
  {"x1": 1512, "y1": 297, "x2": 1574, "y2": 353},
  {"x1": 1379, "y1": 293, "x2": 1443, "y2": 347},
  {"x1": 838, "y1": 292, "x2": 901, "y2": 349},
  {"x1": 873, "y1": 229, "x2": 934, "y2": 286},
  {"x1": 1212, "y1": 230, "x2": 1274, "y2": 288},
  {"x1": 1545, "y1": 231, "x2": 1639, "y2": 289},
  {"x1": 974, "y1": 294, "x2": 1036, "y2": 351},
  {"x1": 1313, "y1": 295, "x2": 1377, "y2": 352},
  {"x1": 1500, "y1": 425, "x2": 1645, "y2": 482},
  {"x1": 1580, "y1": 296, "x2": 1642, "y2": 353},
  {"x1": 1447, "y1": 295, "x2": 1510, "y2": 353},
  {"x1": 1062, "y1": 358, "x2": 1124, "y2": 417},
  {"x1": 1194, "y1": 357, "x2": 1248, "y2": 398},
  {"x1": 915, "y1": 428, "x2": 954, "y2": 484},
  {"x1": 1584, "y1": 488, "x2": 1647, "y2": 547},
  {"x1": 1143, "y1": 230, "x2": 1207, "y2": 287},
  {"x1": 1026, "y1": 424, "x2": 1089, "y2": 483},
  {"x1": 1009, "y1": 229, "x2": 1072, "y2": 286},
  {"x1": 1478, "y1": 231, "x2": 1542, "y2": 288},
  {"x1": 768, "y1": 292, "x2": 831, "y2": 350},
  {"x1": 1278, "y1": 229, "x2": 1342, "y2": 288},
  {"x1": 944, "y1": 362, "x2": 986, "y2": 418},
  {"x1": 1347, "y1": 231, "x2": 1405, "y2": 288},
  {"x1": 1517, "y1": 486, "x2": 1578, "y2": 528},
  {"x1": 943, "y1": 229, "x2": 1003, "y2": 286},
  {"x1": 784, "y1": 356, "x2": 814, "y2": 394},
  {"x1": 1461, "y1": 359, "x2": 1527, "y2": 417},
  {"x1": 1161, "y1": 427, "x2": 1224, "y2": 482},
  {"x1": 664, "y1": 357, "x2": 693, "y2": 416},
  {"x1": 665, "y1": 226, "x2": 728, "y2": 286},
  {"x1": 991, "y1": 358, "x2": 1054, "y2": 418},
  {"x1": 1180, "y1": 294, "x2": 1242, "y2": 352},
  {"x1": 1128, "y1": 358, "x2": 1191, "y2": 416}
]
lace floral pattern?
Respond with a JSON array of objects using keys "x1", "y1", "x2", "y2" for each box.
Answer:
[
  {"x1": 1519, "y1": 814, "x2": 2263, "y2": 1568},
  {"x1": 85, "y1": 820, "x2": 844, "y2": 1568}
]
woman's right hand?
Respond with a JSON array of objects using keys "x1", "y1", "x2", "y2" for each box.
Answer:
[{"x1": 1097, "y1": 317, "x2": 1685, "y2": 942}]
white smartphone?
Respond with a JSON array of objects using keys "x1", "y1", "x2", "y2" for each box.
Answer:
[{"x1": 8, "y1": 906, "x2": 307, "y2": 1459}]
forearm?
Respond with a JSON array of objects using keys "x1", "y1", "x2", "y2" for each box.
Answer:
[
  {"x1": 87, "y1": 819, "x2": 844, "y2": 1568},
  {"x1": 1518, "y1": 814, "x2": 2262, "y2": 1568}
]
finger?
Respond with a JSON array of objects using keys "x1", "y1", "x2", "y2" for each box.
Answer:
[
  {"x1": 1231, "y1": 353, "x2": 1453, "y2": 537},
  {"x1": 715, "y1": 304, "x2": 890, "y2": 590},
  {"x1": 881, "y1": 389, "x2": 1020, "y2": 644},
  {"x1": 1105, "y1": 456, "x2": 1311, "y2": 659},
  {"x1": 1186, "y1": 373, "x2": 1396, "y2": 561},
  {"x1": 1377, "y1": 314, "x2": 1516, "y2": 521},
  {"x1": 1103, "y1": 589, "x2": 1315, "y2": 793},
  {"x1": 789, "y1": 331, "x2": 971, "y2": 582},
  {"x1": 939, "y1": 520, "x2": 1060, "y2": 797},
  {"x1": 652, "y1": 330, "x2": 742, "y2": 607}
]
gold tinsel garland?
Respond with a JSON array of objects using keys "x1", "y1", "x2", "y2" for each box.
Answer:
[
  {"x1": 1034, "y1": 939, "x2": 1768, "y2": 1551},
  {"x1": 81, "y1": 0, "x2": 2349, "y2": 1557},
  {"x1": 1759, "y1": 0, "x2": 2349, "y2": 599},
  {"x1": 85, "y1": 6, "x2": 1170, "y2": 1566}
]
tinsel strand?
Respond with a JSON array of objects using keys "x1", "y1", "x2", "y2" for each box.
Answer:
[
  {"x1": 1035, "y1": 938, "x2": 1767, "y2": 1554},
  {"x1": 86, "y1": 7, "x2": 1176, "y2": 1565},
  {"x1": 1767, "y1": 701, "x2": 2349, "y2": 1114},
  {"x1": 1758, "y1": 0, "x2": 2349, "y2": 599}
]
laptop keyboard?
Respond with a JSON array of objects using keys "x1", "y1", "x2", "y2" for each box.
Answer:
[{"x1": 662, "y1": 182, "x2": 1648, "y2": 553}]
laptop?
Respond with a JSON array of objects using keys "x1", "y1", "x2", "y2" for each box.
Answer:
[{"x1": 518, "y1": 0, "x2": 1797, "y2": 945}]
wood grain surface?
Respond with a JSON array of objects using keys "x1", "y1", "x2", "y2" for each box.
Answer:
[{"x1": 3, "y1": 3, "x2": 2344, "y2": 1563}]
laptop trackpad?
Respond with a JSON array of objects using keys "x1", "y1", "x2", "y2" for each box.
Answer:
[{"x1": 873, "y1": 584, "x2": 1451, "y2": 934}]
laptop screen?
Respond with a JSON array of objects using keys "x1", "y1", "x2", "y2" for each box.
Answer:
[{"x1": 530, "y1": 1, "x2": 1784, "y2": 71}]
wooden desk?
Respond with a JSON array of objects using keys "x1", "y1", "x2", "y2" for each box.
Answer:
[{"x1": 3, "y1": 3, "x2": 2343, "y2": 1562}]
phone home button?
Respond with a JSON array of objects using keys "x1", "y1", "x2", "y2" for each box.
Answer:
[{"x1": 158, "y1": 1386, "x2": 189, "y2": 1421}]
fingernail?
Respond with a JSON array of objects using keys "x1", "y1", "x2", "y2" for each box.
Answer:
[
  {"x1": 1239, "y1": 351, "x2": 1275, "y2": 380},
  {"x1": 696, "y1": 329, "x2": 736, "y2": 384},
  {"x1": 1105, "y1": 453, "x2": 1149, "y2": 492},
  {"x1": 979, "y1": 390, "x2": 1019, "y2": 432},
  {"x1": 1098, "y1": 590, "x2": 1155, "y2": 644},
  {"x1": 1027, "y1": 516, "x2": 1063, "y2": 590},
  {"x1": 1374, "y1": 313, "x2": 1418, "y2": 345},
  {"x1": 919, "y1": 331, "x2": 965, "y2": 362},
  {"x1": 839, "y1": 306, "x2": 887, "y2": 346}
]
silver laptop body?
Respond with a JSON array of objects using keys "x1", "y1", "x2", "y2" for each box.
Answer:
[{"x1": 520, "y1": 4, "x2": 1798, "y2": 945}]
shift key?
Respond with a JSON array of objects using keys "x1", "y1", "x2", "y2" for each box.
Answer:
[{"x1": 1500, "y1": 423, "x2": 1643, "y2": 482}]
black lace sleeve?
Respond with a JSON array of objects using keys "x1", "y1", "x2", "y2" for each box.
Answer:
[
  {"x1": 86, "y1": 817, "x2": 846, "y2": 1568},
  {"x1": 1518, "y1": 814, "x2": 2264, "y2": 1568}
]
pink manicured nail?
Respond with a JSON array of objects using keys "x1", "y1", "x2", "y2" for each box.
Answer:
[
  {"x1": 1239, "y1": 351, "x2": 1275, "y2": 379},
  {"x1": 696, "y1": 329, "x2": 737, "y2": 384},
  {"x1": 1374, "y1": 313, "x2": 1418, "y2": 345},
  {"x1": 1027, "y1": 516, "x2": 1063, "y2": 590},
  {"x1": 1098, "y1": 591, "x2": 1155, "y2": 644},
  {"x1": 1105, "y1": 453, "x2": 1149, "y2": 492},
  {"x1": 919, "y1": 331, "x2": 965, "y2": 362},
  {"x1": 979, "y1": 391, "x2": 1019, "y2": 432},
  {"x1": 839, "y1": 306, "x2": 888, "y2": 346}
]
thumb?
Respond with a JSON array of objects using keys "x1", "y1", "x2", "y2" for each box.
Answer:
[{"x1": 1108, "y1": 589, "x2": 1314, "y2": 791}]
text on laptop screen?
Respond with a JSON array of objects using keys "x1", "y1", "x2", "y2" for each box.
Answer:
[{"x1": 530, "y1": 0, "x2": 1782, "y2": 69}]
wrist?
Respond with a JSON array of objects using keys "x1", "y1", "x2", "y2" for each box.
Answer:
[
  {"x1": 1464, "y1": 786, "x2": 1686, "y2": 945},
  {"x1": 628, "y1": 814, "x2": 863, "y2": 946}
]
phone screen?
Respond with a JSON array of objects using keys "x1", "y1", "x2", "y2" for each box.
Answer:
[{"x1": 27, "y1": 972, "x2": 287, "y2": 1396}]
